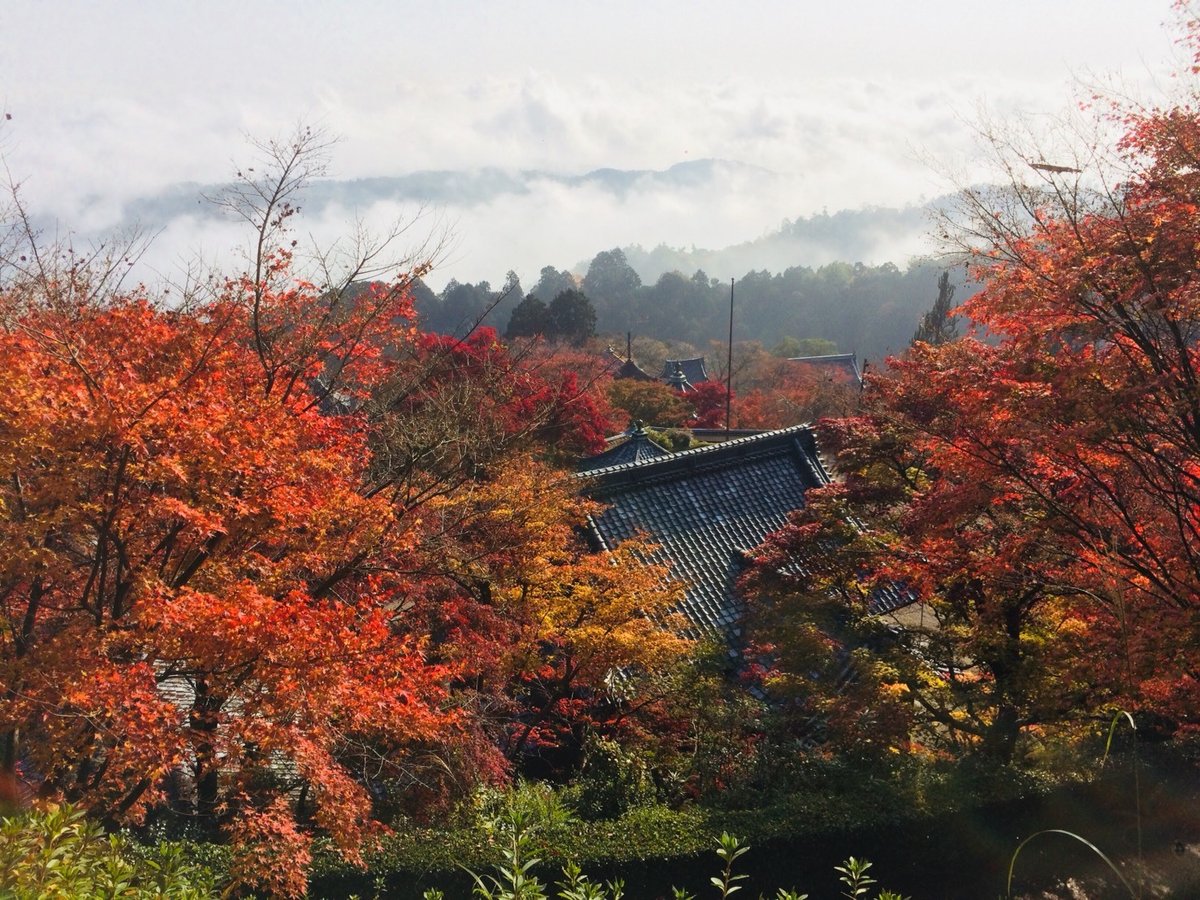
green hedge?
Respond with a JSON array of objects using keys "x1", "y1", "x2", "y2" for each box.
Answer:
[{"x1": 306, "y1": 756, "x2": 1080, "y2": 897}]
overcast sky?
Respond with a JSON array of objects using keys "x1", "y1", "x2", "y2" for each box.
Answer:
[{"x1": 0, "y1": 1, "x2": 1185, "y2": 287}]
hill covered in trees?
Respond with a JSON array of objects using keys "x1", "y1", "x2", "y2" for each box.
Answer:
[
  {"x1": 417, "y1": 252, "x2": 969, "y2": 364},
  {"x1": 415, "y1": 253, "x2": 969, "y2": 365}
]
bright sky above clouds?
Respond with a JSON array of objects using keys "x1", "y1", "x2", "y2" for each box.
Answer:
[{"x1": 0, "y1": 0, "x2": 1185, "y2": 286}]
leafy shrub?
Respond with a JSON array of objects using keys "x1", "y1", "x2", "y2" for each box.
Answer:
[
  {"x1": 0, "y1": 804, "x2": 221, "y2": 898},
  {"x1": 569, "y1": 737, "x2": 658, "y2": 819},
  {"x1": 439, "y1": 814, "x2": 908, "y2": 900}
]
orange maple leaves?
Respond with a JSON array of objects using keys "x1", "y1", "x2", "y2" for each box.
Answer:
[
  {"x1": 0, "y1": 273, "x2": 457, "y2": 868},
  {"x1": 0, "y1": 232, "x2": 687, "y2": 896}
]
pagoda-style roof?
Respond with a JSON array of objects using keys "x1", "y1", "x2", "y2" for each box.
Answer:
[
  {"x1": 663, "y1": 361, "x2": 694, "y2": 393},
  {"x1": 658, "y1": 357, "x2": 710, "y2": 385},
  {"x1": 577, "y1": 422, "x2": 671, "y2": 473},
  {"x1": 787, "y1": 353, "x2": 863, "y2": 387},
  {"x1": 578, "y1": 425, "x2": 832, "y2": 642},
  {"x1": 612, "y1": 357, "x2": 657, "y2": 381}
]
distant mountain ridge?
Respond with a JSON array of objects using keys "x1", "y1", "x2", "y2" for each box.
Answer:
[
  {"x1": 107, "y1": 159, "x2": 943, "y2": 289},
  {"x1": 614, "y1": 202, "x2": 940, "y2": 284},
  {"x1": 121, "y1": 158, "x2": 776, "y2": 225}
]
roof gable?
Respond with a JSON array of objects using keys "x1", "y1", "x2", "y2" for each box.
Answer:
[{"x1": 613, "y1": 358, "x2": 657, "y2": 381}]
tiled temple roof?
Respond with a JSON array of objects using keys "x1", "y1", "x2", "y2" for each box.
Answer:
[
  {"x1": 578, "y1": 424, "x2": 911, "y2": 642},
  {"x1": 787, "y1": 353, "x2": 863, "y2": 387},
  {"x1": 658, "y1": 357, "x2": 710, "y2": 385},
  {"x1": 577, "y1": 422, "x2": 671, "y2": 473},
  {"x1": 578, "y1": 425, "x2": 831, "y2": 641},
  {"x1": 612, "y1": 357, "x2": 657, "y2": 381}
]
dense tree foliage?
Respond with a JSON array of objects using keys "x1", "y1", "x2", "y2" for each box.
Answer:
[
  {"x1": 0, "y1": 132, "x2": 678, "y2": 895},
  {"x1": 546, "y1": 289, "x2": 597, "y2": 345},
  {"x1": 529, "y1": 265, "x2": 579, "y2": 304},
  {"x1": 424, "y1": 257, "x2": 970, "y2": 371},
  {"x1": 743, "y1": 26, "x2": 1200, "y2": 762},
  {"x1": 505, "y1": 293, "x2": 549, "y2": 339},
  {"x1": 504, "y1": 289, "x2": 598, "y2": 345}
]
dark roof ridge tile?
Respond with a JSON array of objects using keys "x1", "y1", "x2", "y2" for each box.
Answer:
[{"x1": 578, "y1": 423, "x2": 829, "y2": 485}]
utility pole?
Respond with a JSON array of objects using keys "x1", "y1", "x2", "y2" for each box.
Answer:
[{"x1": 725, "y1": 278, "x2": 734, "y2": 437}]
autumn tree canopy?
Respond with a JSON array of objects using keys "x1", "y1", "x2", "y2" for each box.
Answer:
[
  {"x1": 0, "y1": 130, "x2": 677, "y2": 896},
  {"x1": 745, "y1": 25, "x2": 1200, "y2": 761}
]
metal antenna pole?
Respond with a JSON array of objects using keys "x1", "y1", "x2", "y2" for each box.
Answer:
[{"x1": 725, "y1": 277, "x2": 734, "y2": 436}]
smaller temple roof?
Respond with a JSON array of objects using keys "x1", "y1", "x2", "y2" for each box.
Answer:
[
  {"x1": 663, "y1": 361, "x2": 694, "y2": 393},
  {"x1": 579, "y1": 424, "x2": 911, "y2": 641},
  {"x1": 659, "y1": 357, "x2": 710, "y2": 385},
  {"x1": 613, "y1": 357, "x2": 657, "y2": 381},
  {"x1": 577, "y1": 422, "x2": 671, "y2": 473},
  {"x1": 787, "y1": 353, "x2": 863, "y2": 387},
  {"x1": 579, "y1": 425, "x2": 831, "y2": 641}
]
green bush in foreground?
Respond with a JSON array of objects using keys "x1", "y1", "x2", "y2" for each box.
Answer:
[
  {"x1": 410, "y1": 791, "x2": 909, "y2": 900},
  {"x1": 0, "y1": 804, "x2": 221, "y2": 899}
]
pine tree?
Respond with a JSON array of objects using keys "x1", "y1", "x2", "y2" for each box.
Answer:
[{"x1": 911, "y1": 271, "x2": 958, "y2": 346}]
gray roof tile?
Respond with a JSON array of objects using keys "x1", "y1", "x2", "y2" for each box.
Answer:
[
  {"x1": 578, "y1": 423, "x2": 671, "y2": 473},
  {"x1": 578, "y1": 425, "x2": 829, "y2": 641},
  {"x1": 658, "y1": 357, "x2": 710, "y2": 385}
]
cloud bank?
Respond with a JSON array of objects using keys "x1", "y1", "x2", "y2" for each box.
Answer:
[{"x1": 0, "y1": 1, "x2": 1178, "y2": 288}]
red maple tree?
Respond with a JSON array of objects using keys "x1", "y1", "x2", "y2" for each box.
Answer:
[{"x1": 745, "y1": 18, "x2": 1200, "y2": 759}]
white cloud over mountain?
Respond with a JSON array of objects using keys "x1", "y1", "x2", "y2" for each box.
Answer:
[{"x1": 0, "y1": 1, "x2": 1178, "y2": 287}]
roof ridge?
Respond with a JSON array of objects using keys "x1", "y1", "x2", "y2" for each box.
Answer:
[
  {"x1": 577, "y1": 423, "x2": 822, "y2": 481},
  {"x1": 787, "y1": 352, "x2": 857, "y2": 362}
]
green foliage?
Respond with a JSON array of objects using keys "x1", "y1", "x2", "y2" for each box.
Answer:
[
  {"x1": 546, "y1": 289, "x2": 597, "y2": 345},
  {"x1": 459, "y1": 787, "x2": 606, "y2": 900},
  {"x1": 472, "y1": 781, "x2": 575, "y2": 835},
  {"x1": 710, "y1": 832, "x2": 749, "y2": 898},
  {"x1": 312, "y1": 747, "x2": 1091, "y2": 898},
  {"x1": 466, "y1": 803, "x2": 546, "y2": 900},
  {"x1": 554, "y1": 859, "x2": 625, "y2": 900},
  {"x1": 530, "y1": 267, "x2": 579, "y2": 305},
  {"x1": 582, "y1": 249, "x2": 641, "y2": 328},
  {"x1": 569, "y1": 737, "x2": 658, "y2": 820},
  {"x1": 506, "y1": 294, "x2": 550, "y2": 339},
  {"x1": 835, "y1": 857, "x2": 875, "y2": 899},
  {"x1": 0, "y1": 804, "x2": 220, "y2": 899},
  {"x1": 355, "y1": 788, "x2": 913, "y2": 900},
  {"x1": 909, "y1": 271, "x2": 958, "y2": 347},
  {"x1": 771, "y1": 336, "x2": 839, "y2": 358},
  {"x1": 448, "y1": 821, "x2": 894, "y2": 900},
  {"x1": 586, "y1": 256, "x2": 956, "y2": 363},
  {"x1": 505, "y1": 288, "x2": 598, "y2": 345},
  {"x1": 644, "y1": 426, "x2": 698, "y2": 452}
]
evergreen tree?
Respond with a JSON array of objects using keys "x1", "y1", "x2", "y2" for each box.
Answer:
[
  {"x1": 911, "y1": 271, "x2": 959, "y2": 347},
  {"x1": 506, "y1": 293, "x2": 550, "y2": 338},
  {"x1": 531, "y1": 266, "x2": 578, "y2": 303},
  {"x1": 547, "y1": 288, "x2": 597, "y2": 345},
  {"x1": 487, "y1": 269, "x2": 525, "y2": 328}
]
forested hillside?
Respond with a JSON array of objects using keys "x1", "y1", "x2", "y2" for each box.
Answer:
[{"x1": 416, "y1": 254, "x2": 969, "y2": 363}]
